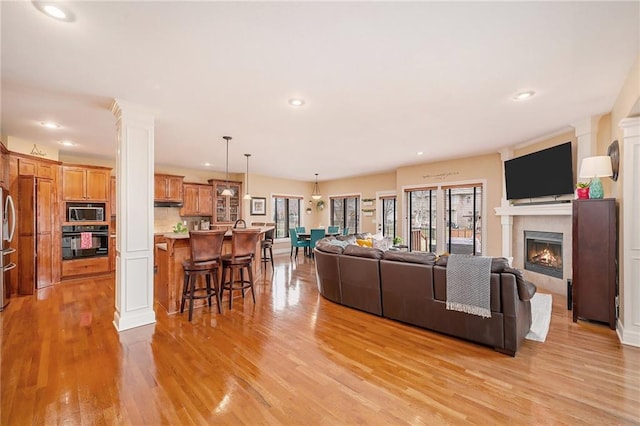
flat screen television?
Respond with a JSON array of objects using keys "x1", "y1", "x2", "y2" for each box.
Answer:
[{"x1": 504, "y1": 142, "x2": 574, "y2": 200}]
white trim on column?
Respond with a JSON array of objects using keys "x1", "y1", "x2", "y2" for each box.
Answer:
[
  {"x1": 111, "y1": 99, "x2": 156, "y2": 332},
  {"x1": 573, "y1": 116, "x2": 600, "y2": 179},
  {"x1": 618, "y1": 116, "x2": 640, "y2": 347}
]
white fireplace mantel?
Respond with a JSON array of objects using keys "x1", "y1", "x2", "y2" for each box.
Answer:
[{"x1": 494, "y1": 202, "x2": 572, "y2": 217}]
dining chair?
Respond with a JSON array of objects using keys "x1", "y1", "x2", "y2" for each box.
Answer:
[
  {"x1": 296, "y1": 226, "x2": 306, "y2": 233},
  {"x1": 289, "y1": 228, "x2": 310, "y2": 258},
  {"x1": 310, "y1": 228, "x2": 326, "y2": 257},
  {"x1": 328, "y1": 225, "x2": 339, "y2": 234},
  {"x1": 342, "y1": 227, "x2": 349, "y2": 236}
]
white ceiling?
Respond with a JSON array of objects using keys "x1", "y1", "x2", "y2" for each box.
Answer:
[{"x1": 2, "y1": 1, "x2": 638, "y2": 183}]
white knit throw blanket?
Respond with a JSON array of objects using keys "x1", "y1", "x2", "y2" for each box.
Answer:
[{"x1": 446, "y1": 254, "x2": 492, "y2": 318}]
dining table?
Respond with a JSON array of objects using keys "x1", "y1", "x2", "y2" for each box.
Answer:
[{"x1": 297, "y1": 230, "x2": 340, "y2": 256}]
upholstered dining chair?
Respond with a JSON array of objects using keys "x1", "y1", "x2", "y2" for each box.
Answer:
[
  {"x1": 289, "y1": 228, "x2": 310, "y2": 258},
  {"x1": 309, "y1": 228, "x2": 326, "y2": 257},
  {"x1": 220, "y1": 228, "x2": 261, "y2": 309},
  {"x1": 342, "y1": 227, "x2": 350, "y2": 236},
  {"x1": 328, "y1": 225, "x2": 339, "y2": 234},
  {"x1": 180, "y1": 229, "x2": 226, "y2": 321},
  {"x1": 296, "y1": 226, "x2": 306, "y2": 233}
]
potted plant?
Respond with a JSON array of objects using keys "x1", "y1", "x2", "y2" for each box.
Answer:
[
  {"x1": 576, "y1": 182, "x2": 590, "y2": 199},
  {"x1": 393, "y1": 236, "x2": 403, "y2": 246}
]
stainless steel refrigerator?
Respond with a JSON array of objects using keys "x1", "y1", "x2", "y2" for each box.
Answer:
[{"x1": 1, "y1": 186, "x2": 16, "y2": 311}]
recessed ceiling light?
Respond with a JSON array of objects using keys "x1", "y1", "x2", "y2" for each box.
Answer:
[
  {"x1": 288, "y1": 98, "x2": 305, "y2": 107},
  {"x1": 204, "y1": 162, "x2": 212, "y2": 167},
  {"x1": 58, "y1": 140, "x2": 75, "y2": 147},
  {"x1": 417, "y1": 151, "x2": 424, "y2": 156},
  {"x1": 32, "y1": 1, "x2": 75, "y2": 22},
  {"x1": 41, "y1": 121, "x2": 61, "y2": 129},
  {"x1": 513, "y1": 91, "x2": 535, "y2": 101}
]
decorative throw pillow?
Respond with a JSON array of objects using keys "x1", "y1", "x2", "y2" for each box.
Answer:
[
  {"x1": 373, "y1": 236, "x2": 392, "y2": 251},
  {"x1": 356, "y1": 238, "x2": 373, "y2": 247}
]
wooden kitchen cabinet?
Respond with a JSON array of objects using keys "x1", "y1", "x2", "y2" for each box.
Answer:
[
  {"x1": 208, "y1": 179, "x2": 242, "y2": 223},
  {"x1": 572, "y1": 198, "x2": 617, "y2": 329},
  {"x1": 110, "y1": 176, "x2": 116, "y2": 216},
  {"x1": 180, "y1": 183, "x2": 213, "y2": 217},
  {"x1": 154, "y1": 174, "x2": 184, "y2": 203},
  {"x1": 61, "y1": 165, "x2": 111, "y2": 201}
]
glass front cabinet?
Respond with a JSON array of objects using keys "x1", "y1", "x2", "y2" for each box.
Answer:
[{"x1": 209, "y1": 179, "x2": 242, "y2": 223}]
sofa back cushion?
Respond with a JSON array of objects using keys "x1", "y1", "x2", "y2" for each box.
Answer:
[
  {"x1": 343, "y1": 244, "x2": 384, "y2": 259},
  {"x1": 383, "y1": 251, "x2": 436, "y2": 264},
  {"x1": 315, "y1": 239, "x2": 345, "y2": 254}
]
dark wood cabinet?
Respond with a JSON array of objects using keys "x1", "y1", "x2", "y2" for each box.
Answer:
[
  {"x1": 572, "y1": 198, "x2": 617, "y2": 329},
  {"x1": 154, "y1": 174, "x2": 184, "y2": 203}
]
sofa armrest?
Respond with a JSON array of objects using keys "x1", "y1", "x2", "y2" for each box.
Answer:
[{"x1": 504, "y1": 266, "x2": 537, "y2": 301}]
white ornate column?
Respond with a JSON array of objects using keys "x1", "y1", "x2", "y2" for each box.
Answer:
[
  {"x1": 618, "y1": 116, "x2": 640, "y2": 347},
  {"x1": 573, "y1": 116, "x2": 600, "y2": 182},
  {"x1": 499, "y1": 148, "x2": 514, "y2": 258},
  {"x1": 111, "y1": 99, "x2": 156, "y2": 331}
]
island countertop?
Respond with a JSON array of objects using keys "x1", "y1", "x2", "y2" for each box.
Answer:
[{"x1": 154, "y1": 226, "x2": 271, "y2": 314}]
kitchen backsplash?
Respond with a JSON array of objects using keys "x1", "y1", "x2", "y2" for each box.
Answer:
[
  {"x1": 154, "y1": 207, "x2": 183, "y2": 233},
  {"x1": 154, "y1": 207, "x2": 212, "y2": 233}
]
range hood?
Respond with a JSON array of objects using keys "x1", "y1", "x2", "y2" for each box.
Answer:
[{"x1": 154, "y1": 201, "x2": 183, "y2": 208}]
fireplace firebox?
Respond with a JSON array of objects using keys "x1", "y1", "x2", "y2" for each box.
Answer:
[{"x1": 524, "y1": 231, "x2": 563, "y2": 278}]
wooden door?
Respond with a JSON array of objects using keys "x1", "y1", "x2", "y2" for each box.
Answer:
[
  {"x1": 198, "y1": 185, "x2": 213, "y2": 215},
  {"x1": 166, "y1": 177, "x2": 183, "y2": 201},
  {"x1": 180, "y1": 184, "x2": 199, "y2": 216},
  {"x1": 62, "y1": 167, "x2": 86, "y2": 200},
  {"x1": 85, "y1": 168, "x2": 109, "y2": 201},
  {"x1": 18, "y1": 176, "x2": 36, "y2": 295},
  {"x1": 36, "y1": 178, "x2": 54, "y2": 288},
  {"x1": 110, "y1": 176, "x2": 116, "y2": 216}
]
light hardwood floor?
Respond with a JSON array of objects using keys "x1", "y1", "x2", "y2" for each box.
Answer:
[{"x1": 2, "y1": 254, "x2": 639, "y2": 425}]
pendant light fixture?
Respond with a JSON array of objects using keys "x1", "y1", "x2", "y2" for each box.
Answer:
[
  {"x1": 243, "y1": 153, "x2": 252, "y2": 200},
  {"x1": 311, "y1": 173, "x2": 322, "y2": 200},
  {"x1": 221, "y1": 136, "x2": 233, "y2": 197}
]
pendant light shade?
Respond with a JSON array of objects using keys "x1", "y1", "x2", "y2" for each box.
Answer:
[
  {"x1": 311, "y1": 173, "x2": 322, "y2": 200},
  {"x1": 243, "y1": 153, "x2": 252, "y2": 200},
  {"x1": 221, "y1": 136, "x2": 233, "y2": 197}
]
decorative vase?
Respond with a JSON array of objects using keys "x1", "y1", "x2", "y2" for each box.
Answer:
[
  {"x1": 588, "y1": 177, "x2": 604, "y2": 199},
  {"x1": 576, "y1": 187, "x2": 590, "y2": 199}
]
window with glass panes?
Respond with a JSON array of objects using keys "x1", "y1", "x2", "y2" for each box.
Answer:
[
  {"x1": 330, "y1": 196, "x2": 359, "y2": 234},
  {"x1": 273, "y1": 196, "x2": 301, "y2": 238},
  {"x1": 407, "y1": 188, "x2": 437, "y2": 253},
  {"x1": 381, "y1": 196, "x2": 396, "y2": 239},
  {"x1": 444, "y1": 185, "x2": 482, "y2": 255}
]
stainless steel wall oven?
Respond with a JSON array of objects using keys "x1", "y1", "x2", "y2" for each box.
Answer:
[{"x1": 61, "y1": 225, "x2": 109, "y2": 260}]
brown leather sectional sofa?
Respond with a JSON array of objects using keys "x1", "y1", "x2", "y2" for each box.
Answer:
[{"x1": 314, "y1": 238, "x2": 537, "y2": 356}]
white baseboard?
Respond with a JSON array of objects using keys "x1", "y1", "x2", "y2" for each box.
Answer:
[{"x1": 616, "y1": 319, "x2": 640, "y2": 347}]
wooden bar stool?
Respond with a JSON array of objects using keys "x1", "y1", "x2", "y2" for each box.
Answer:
[
  {"x1": 180, "y1": 229, "x2": 226, "y2": 321},
  {"x1": 261, "y1": 226, "x2": 275, "y2": 270},
  {"x1": 220, "y1": 228, "x2": 261, "y2": 309}
]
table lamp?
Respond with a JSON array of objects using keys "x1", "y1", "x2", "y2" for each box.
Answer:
[{"x1": 579, "y1": 156, "x2": 613, "y2": 199}]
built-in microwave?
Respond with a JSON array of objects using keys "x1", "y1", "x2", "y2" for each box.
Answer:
[{"x1": 67, "y1": 203, "x2": 105, "y2": 222}]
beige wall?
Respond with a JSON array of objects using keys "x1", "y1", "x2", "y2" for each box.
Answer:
[
  {"x1": 608, "y1": 54, "x2": 640, "y2": 322},
  {"x1": 316, "y1": 172, "x2": 396, "y2": 234},
  {"x1": 396, "y1": 153, "x2": 503, "y2": 256}
]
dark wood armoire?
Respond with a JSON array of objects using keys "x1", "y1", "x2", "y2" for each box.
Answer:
[{"x1": 572, "y1": 198, "x2": 617, "y2": 329}]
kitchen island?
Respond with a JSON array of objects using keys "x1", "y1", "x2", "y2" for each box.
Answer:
[{"x1": 154, "y1": 226, "x2": 271, "y2": 314}]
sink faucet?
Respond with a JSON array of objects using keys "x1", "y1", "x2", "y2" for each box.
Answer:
[{"x1": 233, "y1": 219, "x2": 246, "y2": 229}]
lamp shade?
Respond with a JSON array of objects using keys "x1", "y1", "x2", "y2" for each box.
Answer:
[{"x1": 579, "y1": 156, "x2": 613, "y2": 178}]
